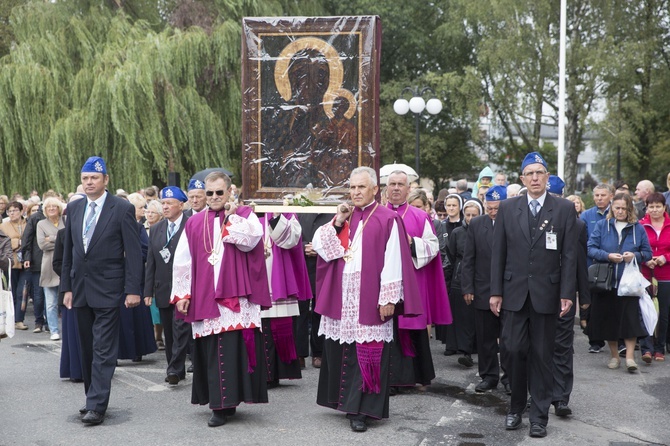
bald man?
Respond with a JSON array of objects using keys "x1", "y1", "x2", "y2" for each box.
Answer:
[{"x1": 634, "y1": 180, "x2": 655, "y2": 219}]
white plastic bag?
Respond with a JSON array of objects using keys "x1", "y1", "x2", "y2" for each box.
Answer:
[
  {"x1": 0, "y1": 268, "x2": 14, "y2": 339},
  {"x1": 640, "y1": 290, "x2": 658, "y2": 336},
  {"x1": 618, "y1": 258, "x2": 650, "y2": 297}
]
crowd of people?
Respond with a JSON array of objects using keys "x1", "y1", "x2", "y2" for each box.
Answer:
[{"x1": 2, "y1": 155, "x2": 669, "y2": 439}]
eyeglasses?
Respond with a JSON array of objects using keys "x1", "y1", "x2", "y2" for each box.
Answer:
[
  {"x1": 436, "y1": 212, "x2": 448, "y2": 217},
  {"x1": 205, "y1": 190, "x2": 225, "y2": 197},
  {"x1": 522, "y1": 170, "x2": 547, "y2": 178}
]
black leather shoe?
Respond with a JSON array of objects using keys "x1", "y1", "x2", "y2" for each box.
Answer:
[
  {"x1": 167, "y1": 374, "x2": 180, "y2": 385},
  {"x1": 475, "y1": 379, "x2": 498, "y2": 393},
  {"x1": 79, "y1": 405, "x2": 87, "y2": 415},
  {"x1": 529, "y1": 422, "x2": 547, "y2": 438},
  {"x1": 187, "y1": 364, "x2": 194, "y2": 373},
  {"x1": 389, "y1": 386, "x2": 398, "y2": 396},
  {"x1": 554, "y1": 401, "x2": 572, "y2": 417},
  {"x1": 505, "y1": 413, "x2": 522, "y2": 430},
  {"x1": 503, "y1": 383, "x2": 512, "y2": 395},
  {"x1": 208, "y1": 410, "x2": 227, "y2": 427},
  {"x1": 349, "y1": 419, "x2": 367, "y2": 432},
  {"x1": 458, "y1": 354, "x2": 474, "y2": 367},
  {"x1": 82, "y1": 410, "x2": 105, "y2": 425}
]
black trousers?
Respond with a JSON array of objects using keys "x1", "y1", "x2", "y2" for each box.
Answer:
[
  {"x1": 475, "y1": 308, "x2": 507, "y2": 384},
  {"x1": 500, "y1": 296, "x2": 557, "y2": 425},
  {"x1": 450, "y1": 286, "x2": 476, "y2": 354},
  {"x1": 75, "y1": 305, "x2": 120, "y2": 414},
  {"x1": 159, "y1": 305, "x2": 191, "y2": 378},
  {"x1": 296, "y1": 298, "x2": 323, "y2": 358},
  {"x1": 552, "y1": 303, "x2": 575, "y2": 404}
]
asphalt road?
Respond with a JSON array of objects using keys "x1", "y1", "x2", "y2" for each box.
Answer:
[{"x1": 1, "y1": 318, "x2": 669, "y2": 446}]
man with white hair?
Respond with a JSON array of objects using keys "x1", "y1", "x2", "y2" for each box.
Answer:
[
  {"x1": 634, "y1": 179, "x2": 655, "y2": 219},
  {"x1": 312, "y1": 166, "x2": 422, "y2": 432}
]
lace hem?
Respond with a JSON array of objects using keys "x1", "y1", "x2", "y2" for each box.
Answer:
[
  {"x1": 171, "y1": 262, "x2": 191, "y2": 303},
  {"x1": 223, "y1": 214, "x2": 262, "y2": 251},
  {"x1": 317, "y1": 224, "x2": 345, "y2": 261},
  {"x1": 191, "y1": 297, "x2": 262, "y2": 339},
  {"x1": 317, "y1": 271, "x2": 394, "y2": 344},
  {"x1": 378, "y1": 279, "x2": 403, "y2": 306}
]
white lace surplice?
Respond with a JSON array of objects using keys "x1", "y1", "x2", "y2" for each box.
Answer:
[
  {"x1": 171, "y1": 213, "x2": 263, "y2": 339},
  {"x1": 261, "y1": 214, "x2": 301, "y2": 318},
  {"x1": 313, "y1": 219, "x2": 404, "y2": 344}
]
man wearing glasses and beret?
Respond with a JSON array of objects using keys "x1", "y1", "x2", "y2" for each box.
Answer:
[
  {"x1": 170, "y1": 171, "x2": 271, "y2": 427},
  {"x1": 490, "y1": 152, "x2": 577, "y2": 438}
]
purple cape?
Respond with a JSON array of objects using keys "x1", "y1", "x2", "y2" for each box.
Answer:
[
  {"x1": 388, "y1": 202, "x2": 452, "y2": 328},
  {"x1": 260, "y1": 213, "x2": 312, "y2": 301},
  {"x1": 182, "y1": 206, "x2": 271, "y2": 323},
  {"x1": 315, "y1": 203, "x2": 422, "y2": 326}
]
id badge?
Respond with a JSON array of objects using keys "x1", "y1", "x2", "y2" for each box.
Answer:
[
  {"x1": 160, "y1": 248, "x2": 171, "y2": 263},
  {"x1": 546, "y1": 231, "x2": 557, "y2": 250}
]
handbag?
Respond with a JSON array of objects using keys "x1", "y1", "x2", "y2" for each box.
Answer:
[
  {"x1": 588, "y1": 263, "x2": 613, "y2": 292},
  {"x1": 618, "y1": 257, "x2": 650, "y2": 297},
  {"x1": 0, "y1": 267, "x2": 15, "y2": 339}
]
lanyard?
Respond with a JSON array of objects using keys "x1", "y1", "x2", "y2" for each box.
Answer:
[{"x1": 163, "y1": 222, "x2": 178, "y2": 249}]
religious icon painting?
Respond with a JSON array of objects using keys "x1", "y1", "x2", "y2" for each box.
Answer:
[{"x1": 241, "y1": 16, "x2": 381, "y2": 202}]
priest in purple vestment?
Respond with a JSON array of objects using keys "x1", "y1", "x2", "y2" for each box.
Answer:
[
  {"x1": 312, "y1": 167, "x2": 422, "y2": 433},
  {"x1": 258, "y1": 212, "x2": 312, "y2": 385},
  {"x1": 385, "y1": 171, "x2": 452, "y2": 390},
  {"x1": 171, "y1": 171, "x2": 271, "y2": 428}
]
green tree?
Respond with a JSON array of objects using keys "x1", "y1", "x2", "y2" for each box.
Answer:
[
  {"x1": 0, "y1": 0, "x2": 325, "y2": 195},
  {"x1": 437, "y1": 0, "x2": 611, "y2": 194},
  {"x1": 324, "y1": 0, "x2": 480, "y2": 188},
  {"x1": 594, "y1": 0, "x2": 670, "y2": 188}
]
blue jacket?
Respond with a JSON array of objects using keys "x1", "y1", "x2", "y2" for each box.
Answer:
[{"x1": 587, "y1": 218, "x2": 652, "y2": 289}]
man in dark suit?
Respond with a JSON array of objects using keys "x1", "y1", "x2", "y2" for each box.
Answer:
[
  {"x1": 490, "y1": 152, "x2": 577, "y2": 438},
  {"x1": 461, "y1": 186, "x2": 509, "y2": 394},
  {"x1": 546, "y1": 176, "x2": 591, "y2": 418},
  {"x1": 61, "y1": 156, "x2": 143, "y2": 425},
  {"x1": 144, "y1": 187, "x2": 190, "y2": 385}
]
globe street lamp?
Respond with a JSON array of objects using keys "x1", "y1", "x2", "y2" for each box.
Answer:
[{"x1": 393, "y1": 87, "x2": 442, "y2": 178}]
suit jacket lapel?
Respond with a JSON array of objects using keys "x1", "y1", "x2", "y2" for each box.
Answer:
[
  {"x1": 88, "y1": 195, "x2": 115, "y2": 251},
  {"x1": 485, "y1": 217, "x2": 494, "y2": 249},
  {"x1": 517, "y1": 197, "x2": 532, "y2": 245},
  {"x1": 71, "y1": 199, "x2": 87, "y2": 253}
]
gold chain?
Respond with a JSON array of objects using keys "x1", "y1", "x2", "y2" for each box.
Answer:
[{"x1": 203, "y1": 210, "x2": 226, "y2": 255}]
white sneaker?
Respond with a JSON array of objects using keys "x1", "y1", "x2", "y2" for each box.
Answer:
[{"x1": 50, "y1": 333, "x2": 61, "y2": 341}]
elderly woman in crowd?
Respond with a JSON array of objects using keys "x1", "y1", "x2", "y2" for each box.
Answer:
[
  {"x1": 639, "y1": 192, "x2": 670, "y2": 362},
  {"x1": 0, "y1": 201, "x2": 29, "y2": 330},
  {"x1": 587, "y1": 192, "x2": 652, "y2": 372},
  {"x1": 143, "y1": 198, "x2": 165, "y2": 349},
  {"x1": 36, "y1": 197, "x2": 65, "y2": 341},
  {"x1": 566, "y1": 195, "x2": 586, "y2": 217},
  {"x1": 128, "y1": 192, "x2": 147, "y2": 224}
]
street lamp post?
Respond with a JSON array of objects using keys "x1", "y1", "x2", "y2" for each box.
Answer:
[{"x1": 393, "y1": 87, "x2": 443, "y2": 178}]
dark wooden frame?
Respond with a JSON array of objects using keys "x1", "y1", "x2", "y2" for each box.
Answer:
[{"x1": 241, "y1": 16, "x2": 381, "y2": 202}]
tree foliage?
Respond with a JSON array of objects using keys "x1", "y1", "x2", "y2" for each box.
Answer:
[{"x1": 0, "y1": 0, "x2": 326, "y2": 195}]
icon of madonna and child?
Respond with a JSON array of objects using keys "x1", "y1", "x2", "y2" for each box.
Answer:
[{"x1": 259, "y1": 36, "x2": 363, "y2": 192}]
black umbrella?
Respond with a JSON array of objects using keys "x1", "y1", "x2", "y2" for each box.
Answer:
[{"x1": 190, "y1": 167, "x2": 234, "y2": 182}]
